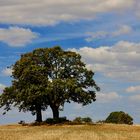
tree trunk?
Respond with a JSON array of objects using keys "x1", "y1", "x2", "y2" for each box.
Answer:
[
  {"x1": 36, "y1": 106, "x2": 42, "y2": 122},
  {"x1": 51, "y1": 105, "x2": 59, "y2": 119}
]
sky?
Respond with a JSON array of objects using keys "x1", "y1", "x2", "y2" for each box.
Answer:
[{"x1": 0, "y1": 0, "x2": 140, "y2": 124}]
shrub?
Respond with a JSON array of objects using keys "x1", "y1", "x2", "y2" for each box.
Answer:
[
  {"x1": 73, "y1": 117, "x2": 92, "y2": 124},
  {"x1": 73, "y1": 117, "x2": 83, "y2": 123},
  {"x1": 105, "y1": 111, "x2": 133, "y2": 125},
  {"x1": 82, "y1": 117, "x2": 92, "y2": 123},
  {"x1": 45, "y1": 117, "x2": 68, "y2": 124}
]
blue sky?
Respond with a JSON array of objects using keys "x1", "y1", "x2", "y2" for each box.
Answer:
[{"x1": 0, "y1": 0, "x2": 140, "y2": 124}]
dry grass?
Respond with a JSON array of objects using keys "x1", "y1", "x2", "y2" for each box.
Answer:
[{"x1": 0, "y1": 123, "x2": 140, "y2": 140}]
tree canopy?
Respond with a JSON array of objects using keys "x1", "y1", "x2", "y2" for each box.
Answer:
[
  {"x1": 0, "y1": 46, "x2": 99, "y2": 122},
  {"x1": 105, "y1": 111, "x2": 133, "y2": 125}
]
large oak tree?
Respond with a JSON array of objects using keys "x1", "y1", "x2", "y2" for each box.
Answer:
[{"x1": 0, "y1": 46, "x2": 99, "y2": 121}]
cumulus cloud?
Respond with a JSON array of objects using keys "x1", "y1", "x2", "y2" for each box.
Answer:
[
  {"x1": 112, "y1": 25, "x2": 132, "y2": 36},
  {"x1": 129, "y1": 94, "x2": 140, "y2": 102},
  {"x1": 126, "y1": 86, "x2": 140, "y2": 93},
  {"x1": 86, "y1": 25, "x2": 132, "y2": 42},
  {"x1": 135, "y1": 1, "x2": 140, "y2": 18},
  {"x1": 0, "y1": 27, "x2": 38, "y2": 47},
  {"x1": 96, "y1": 92, "x2": 121, "y2": 103},
  {"x1": 2, "y1": 68, "x2": 13, "y2": 76},
  {"x1": 0, "y1": 0, "x2": 134, "y2": 26},
  {"x1": 70, "y1": 41, "x2": 140, "y2": 82}
]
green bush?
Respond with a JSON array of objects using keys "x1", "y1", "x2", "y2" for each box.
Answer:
[
  {"x1": 73, "y1": 117, "x2": 83, "y2": 123},
  {"x1": 73, "y1": 117, "x2": 92, "y2": 124},
  {"x1": 45, "y1": 117, "x2": 68, "y2": 124},
  {"x1": 82, "y1": 117, "x2": 92, "y2": 123},
  {"x1": 105, "y1": 111, "x2": 133, "y2": 125}
]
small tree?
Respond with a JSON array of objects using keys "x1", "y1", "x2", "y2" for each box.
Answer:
[{"x1": 105, "y1": 111, "x2": 133, "y2": 125}]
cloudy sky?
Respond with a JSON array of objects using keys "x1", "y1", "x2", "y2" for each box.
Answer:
[{"x1": 0, "y1": 0, "x2": 140, "y2": 124}]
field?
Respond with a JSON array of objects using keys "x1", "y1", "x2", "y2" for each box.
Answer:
[{"x1": 0, "y1": 123, "x2": 140, "y2": 140}]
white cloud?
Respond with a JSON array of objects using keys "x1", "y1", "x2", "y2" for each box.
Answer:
[
  {"x1": 112, "y1": 25, "x2": 132, "y2": 36},
  {"x1": 71, "y1": 41, "x2": 140, "y2": 82},
  {"x1": 86, "y1": 31, "x2": 108, "y2": 42},
  {"x1": 96, "y1": 92, "x2": 121, "y2": 103},
  {"x1": 126, "y1": 86, "x2": 140, "y2": 93},
  {"x1": 0, "y1": 0, "x2": 134, "y2": 26},
  {"x1": 86, "y1": 25, "x2": 132, "y2": 42},
  {"x1": 135, "y1": 1, "x2": 140, "y2": 18},
  {"x1": 0, "y1": 84, "x2": 6, "y2": 93},
  {"x1": 129, "y1": 94, "x2": 140, "y2": 102},
  {"x1": 0, "y1": 27, "x2": 38, "y2": 47},
  {"x1": 2, "y1": 68, "x2": 13, "y2": 76}
]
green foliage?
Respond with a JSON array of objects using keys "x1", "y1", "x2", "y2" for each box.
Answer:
[
  {"x1": 73, "y1": 117, "x2": 83, "y2": 123},
  {"x1": 0, "y1": 87, "x2": 15, "y2": 114},
  {"x1": 0, "y1": 46, "x2": 99, "y2": 122},
  {"x1": 105, "y1": 111, "x2": 133, "y2": 125},
  {"x1": 82, "y1": 117, "x2": 92, "y2": 123},
  {"x1": 43, "y1": 47, "x2": 99, "y2": 119},
  {"x1": 73, "y1": 117, "x2": 92, "y2": 124},
  {"x1": 45, "y1": 117, "x2": 68, "y2": 124}
]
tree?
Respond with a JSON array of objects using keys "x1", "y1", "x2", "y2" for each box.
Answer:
[
  {"x1": 11, "y1": 51, "x2": 48, "y2": 122},
  {"x1": 41, "y1": 47, "x2": 99, "y2": 119},
  {"x1": 0, "y1": 51, "x2": 48, "y2": 122},
  {"x1": 0, "y1": 46, "x2": 99, "y2": 121},
  {"x1": 105, "y1": 111, "x2": 133, "y2": 125}
]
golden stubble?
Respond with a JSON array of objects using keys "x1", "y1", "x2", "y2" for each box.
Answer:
[{"x1": 0, "y1": 124, "x2": 140, "y2": 140}]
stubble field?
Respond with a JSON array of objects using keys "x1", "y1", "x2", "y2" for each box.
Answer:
[{"x1": 0, "y1": 123, "x2": 140, "y2": 140}]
